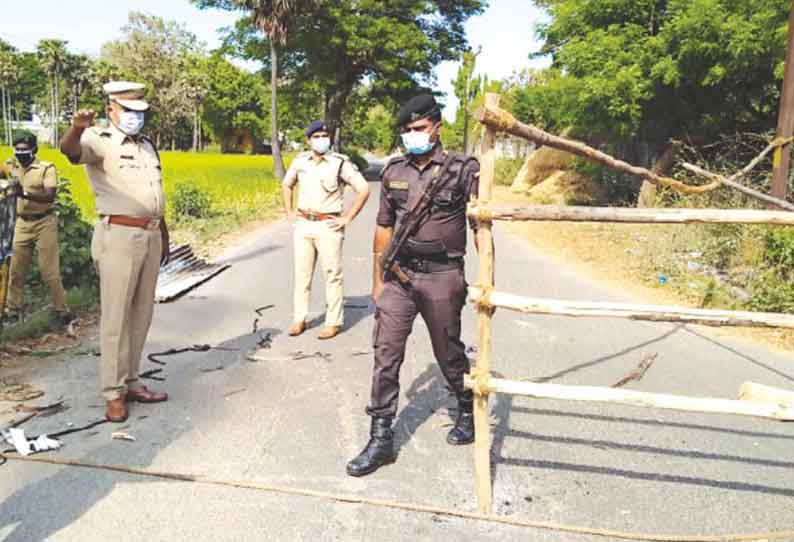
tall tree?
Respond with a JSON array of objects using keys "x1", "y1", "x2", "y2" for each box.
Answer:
[
  {"x1": 37, "y1": 39, "x2": 68, "y2": 146},
  {"x1": 193, "y1": 0, "x2": 312, "y2": 180},
  {"x1": 63, "y1": 54, "x2": 93, "y2": 116},
  {"x1": 207, "y1": 0, "x2": 485, "y2": 151},
  {"x1": 528, "y1": 0, "x2": 790, "y2": 146},
  {"x1": 201, "y1": 53, "x2": 269, "y2": 153},
  {"x1": 0, "y1": 49, "x2": 20, "y2": 145},
  {"x1": 184, "y1": 55, "x2": 210, "y2": 151},
  {"x1": 101, "y1": 12, "x2": 202, "y2": 148}
]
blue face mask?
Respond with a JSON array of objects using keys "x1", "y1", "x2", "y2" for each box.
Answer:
[{"x1": 401, "y1": 131, "x2": 434, "y2": 155}]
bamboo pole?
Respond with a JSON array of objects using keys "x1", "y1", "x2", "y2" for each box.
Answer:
[
  {"x1": 680, "y1": 162, "x2": 794, "y2": 212},
  {"x1": 470, "y1": 93, "x2": 499, "y2": 514},
  {"x1": 462, "y1": 376, "x2": 794, "y2": 421},
  {"x1": 738, "y1": 382, "x2": 794, "y2": 407},
  {"x1": 469, "y1": 203, "x2": 794, "y2": 225},
  {"x1": 478, "y1": 104, "x2": 721, "y2": 195},
  {"x1": 467, "y1": 287, "x2": 794, "y2": 329}
]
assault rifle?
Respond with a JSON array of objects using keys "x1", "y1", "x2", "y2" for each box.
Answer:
[{"x1": 381, "y1": 152, "x2": 459, "y2": 284}]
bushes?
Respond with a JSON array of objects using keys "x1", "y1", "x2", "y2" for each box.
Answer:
[
  {"x1": 746, "y1": 228, "x2": 794, "y2": 313},
  {"x1": 171, "y1": 182, "x2": 213, "y2": 220},
  {"x1": 55, "y1": 178, "x2": 96, "y2": 288},
  {"x1": 495, "y1": 157, "x2": 525, "y2": 186}
]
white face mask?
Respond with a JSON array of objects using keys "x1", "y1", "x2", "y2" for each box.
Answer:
[
  {"x1": 118, "y1": 110, "x2": 145, "y2": 136},
  {"x1": 310, "y1": 136, "x2": 331, "y2": 155},
  {"x1": 401, "y1": 130, "x2": 434, "y2": 155}
]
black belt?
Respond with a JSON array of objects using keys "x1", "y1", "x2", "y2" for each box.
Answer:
[
  {"x1": 18, "y1": 209, "x2": 53, "y2": 221},
  {"x1": 398, "y1": 257, "x2": 463, "y2": 273}
]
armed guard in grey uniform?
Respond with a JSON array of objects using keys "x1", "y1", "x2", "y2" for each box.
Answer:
[{"x1": 347, "y1": 94, "x2": 482, "y2": 477}]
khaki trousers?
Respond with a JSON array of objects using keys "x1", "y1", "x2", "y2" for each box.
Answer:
[
  {"x1": 292, "y1": 218, "x2": 344, "y2": 327},
  {"x1": 92, "y1": 222, "x2": 161, "y2": 401},
  {"x1": 8, "y1": 214, "x2": 67, "y2": 312}
]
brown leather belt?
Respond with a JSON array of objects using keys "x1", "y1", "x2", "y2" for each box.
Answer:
[
  {"x1": 298, "y1": 209, "x2": 340, "y2": 221},
  {"x1": 103, "y1": 215, "x2": 162, "y2": 230},
  {"x1": 18, "y1": 209, "x2": 54, "y2": 221}
]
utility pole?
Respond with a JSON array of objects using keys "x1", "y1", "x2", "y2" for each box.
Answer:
[
  {"x1": 462, "y1": 46, "x2": 482, "y2": 155},
  {"x1": 771, "y1": 4, "x2": 794, "y2": 200}
]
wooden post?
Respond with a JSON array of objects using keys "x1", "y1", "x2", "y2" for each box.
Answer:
[
  {"x1": 472, "y1": 93, "x2": 499, "y2": 514},
  {"x1": 772, "y1": 4, "x2": 794, "y2": 200}
]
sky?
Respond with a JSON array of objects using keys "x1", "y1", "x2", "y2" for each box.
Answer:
[{"x1": 0, "y1": 0, "x2": 549, "y2": 120}]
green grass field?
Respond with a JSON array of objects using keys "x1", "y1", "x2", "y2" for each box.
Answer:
[{"x1": 0, "y1": 146, "x2": 284, "y2": 225}]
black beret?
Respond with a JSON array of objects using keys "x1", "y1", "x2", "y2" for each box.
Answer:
[
  {"x1": 305, "y1": 120, "x2": 328, "y2": 138},
  {"x1": 397, "y1": 94, "x2": 442, "y2": 126},
  {"x1": 13, "y1": 132, "x2": 37, "y2": 148}
]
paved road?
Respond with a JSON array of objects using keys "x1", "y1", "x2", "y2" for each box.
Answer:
[{"x1": 2, "y1": 170, "x2": 794, "y2": 542}]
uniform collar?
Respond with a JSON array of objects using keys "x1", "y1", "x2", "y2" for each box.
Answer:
[
  {"x1": 12, "y1": 157, "x2": 41, "y2": 171},
  {"x1": 309, "y1": 151, "x2": 333, "y2": 163},
  {"x1": 407, "y1": 142, "x2": 445, "y2": 171}
]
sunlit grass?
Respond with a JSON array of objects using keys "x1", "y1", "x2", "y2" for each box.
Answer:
[{"x1": 0, "y1": 146, "x2": 286, "y2": 223}]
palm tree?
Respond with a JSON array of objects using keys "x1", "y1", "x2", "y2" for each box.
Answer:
[
  {"x1": 37, "y1": 39, "x2": 68, "y2": 146},
  {"x1": 234, "y1": 0, "x2": 305, "y2": 181},
  {"x1": 63, "y1": 54, "x2": 93, "y2": 116},
  {"x1": 0, "y1": 51, "x2": 20, "y2": 145}
]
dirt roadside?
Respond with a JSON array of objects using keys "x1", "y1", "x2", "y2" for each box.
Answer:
[{"x1": 493, "y1": 186, "x2": 794, "y2": 354}]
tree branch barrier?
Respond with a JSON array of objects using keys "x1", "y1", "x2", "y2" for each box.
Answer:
[{"x1": 467, "y1": 94, "x2": 794, "y2": 515}]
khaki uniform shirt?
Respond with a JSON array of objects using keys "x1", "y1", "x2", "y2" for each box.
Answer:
[
  {"x1": 0, "y1": 158, "x2": 58, "y2": 215},
  {"x1": 72, "y1": 123, "x2": 165, "y2": 217},
  {"x1": 283, "y1": 152, "x2": 368, "y2": 214}
]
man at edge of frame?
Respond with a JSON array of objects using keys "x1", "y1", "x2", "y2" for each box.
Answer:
[{"x1": 347, "y1": 93, "x2": 486, "y2": 477}]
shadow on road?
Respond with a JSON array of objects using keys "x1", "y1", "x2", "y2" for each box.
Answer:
[
  {"x1": 511, "y1": 406, "x2": 794, "y2": 441},
  {"x1": 684, "y1": 327, "x2": 794, "y2": 383},
  {"x1": 217, "y1": 243, "x2": 284, "y2": 266},
  {"x1": 394, "y1": 364, "x2": 451, "y2": 452},
  {"x1": 532, "y1": 325, "x2": 683, "y2": 383},
  {"x1": 497, "y1": 455, "x2": 794, "y2": 497}
]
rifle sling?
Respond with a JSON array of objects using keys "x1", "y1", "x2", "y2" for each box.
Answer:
[{"x1": 381, "y1": 153, "x2": 460, "y2": 272}]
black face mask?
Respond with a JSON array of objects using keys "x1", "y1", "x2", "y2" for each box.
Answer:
[{"x1": 15, "y1": 150, "x2": 35, "y2": 168}]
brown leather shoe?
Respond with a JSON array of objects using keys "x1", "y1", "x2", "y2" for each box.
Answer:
[
  {"x1": 127, "y1": 386, "x2": 168, "y2": 403},
  {"x1": 106, "y1": 398, "x2": 129, "y2": 422},
  {"x1": 318, "y1": 325, "x2": 341, "y2": 340},
  {"x1": 288, "y1": 321, "x2": 306, "y2": 336}
]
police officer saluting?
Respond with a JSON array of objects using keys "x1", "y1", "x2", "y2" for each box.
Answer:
[
  {"x1": 60, "y1": 81, "x2": 168, "y2": 423},
  {"x1": 0, "y1": 133, "x2": 70, "y2": 324},
  {"x1": 347, "y1": 94, "x2": 484, "y2": 477},
  {"x1": 282, "y1": 120, "x2": 370, "y2": 339}
]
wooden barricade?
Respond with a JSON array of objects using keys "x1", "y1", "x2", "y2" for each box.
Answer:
[{"x1": 467, "y1": 93, "x2": 794, "y2": 514}]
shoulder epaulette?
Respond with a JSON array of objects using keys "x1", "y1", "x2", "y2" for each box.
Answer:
[{"x1": 380, "y1": 155, "x2": 407, "y2": 177}]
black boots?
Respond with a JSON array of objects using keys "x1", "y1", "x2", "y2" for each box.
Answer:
[
  {"x1": 446, "y1": 392, "x2": 475, "y2": 445},
  {"x1": 346, "y1": 417, "x2": 397, "y2": 477}
]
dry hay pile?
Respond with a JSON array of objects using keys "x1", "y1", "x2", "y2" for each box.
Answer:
[{"x1": 510, "y1": 145, "x2": 606, "y2": 205}]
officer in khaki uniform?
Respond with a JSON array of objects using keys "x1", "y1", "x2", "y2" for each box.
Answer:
[
  {"x1": 282, "y1": 120, "x2": 370, "y2": 339},
  {"x1": 60, "y1": 81, "x2": 169, "y2": 423},
  {"x1": 0, "y1": 133, "x2": 69, "y2": 324}
]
